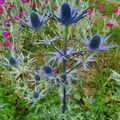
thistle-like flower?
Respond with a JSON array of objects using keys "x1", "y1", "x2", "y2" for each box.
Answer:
[
  {"x1": 15, "y1": 81, "x2": 27, "y2": 90},
  {"x1": 82, "y1": 33, "x2": 117, "y2": 52},
  {"x1": 28, "y1": 73, "x2": 41, "y2": 85},
  {"x1": 53, "y1": 2, "x2": 89, "y2": 26},
  {"x1": 20, "y1": 11, "x2": 49, "y2": 30},
  {"x1": 8, "y1": 56, "x2": 17, "y2": 65},
  {"x1": 8, "y1": 54, "x2": 35, "y2": 78},
  {"x1": 24, "y1": 88, "x2": 46, "y2": 104},
  {"x1": 34, "y1": 73, "x2": 41, "y2": 82},
  {"x1": 41, "y1": 66, "x2": 54, "y2": 76},
  {"x1": 3, "y1": 56, "x2": 19, "y2": 67}
]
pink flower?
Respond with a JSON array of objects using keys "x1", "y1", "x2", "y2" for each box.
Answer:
[
  {"x1": 106, "y1": 22, "x2": 113, "y2": 27},
  {"x1": 45, "y1": 0, "x2": 49, "y2": 4},
  {"x1": 21, "y1": 0, "x2": 28, "y2": 4},
  {"x1": 2, "y1": 31, "x2": 9, "y2": 37},
  {"x1": 19, "y1": 11, "x2": 24, "y2": 16},
  {"x1": 4, "y1": 17, "x2": 12, "y2": 25},
  {"x1": 0, "y1": 0, "x2": 5, "y2": 5},
  {"x1": 4, "y1": 41, "x2": 10, "y2": 47},
  {"x1": 96, "y1": 5, "x2": 104, "y2": 10},
  {"x1": 118, "y1": 4, "x2": 120, "y2": 6},
  {"x1": 14, "y1": 15, "x2": 19, "y2": 20},
  {"x1": 112, "y1": 8, "x2": 119, "y2": 13},
  {"x1": 87, "y1": 9, "x2": 93, "y2": 14},
  {"x1": 0, "y1": 6, "x2": 3, "y2": 14},
  {"x1": 29, "y1": 3, "x2": 36, "y2": 8},
  {"x1": 9, "y1": 4, "x2": 14, "y2": 9}
]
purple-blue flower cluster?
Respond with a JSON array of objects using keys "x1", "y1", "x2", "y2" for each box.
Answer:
[
  {"x1": 83, "y1": 33, "x2": 117, "y2": 52},
  {"x1": 53, "y1": 2, "x2": 89, "y2": 26}
]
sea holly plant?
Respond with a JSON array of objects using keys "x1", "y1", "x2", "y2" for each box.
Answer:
[
  {"x1": 33, "y1": 2, "x2": 116, "y2": 114},
  {"x1": 2, "y1": 1, "x2": 117, "y2": 116}
]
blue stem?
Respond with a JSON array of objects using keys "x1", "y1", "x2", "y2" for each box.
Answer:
[
  {"x1": 62, "y1": 85, "x2": 66, "y2": 114},
  {"x1": 62, "y1": 26, "x2": 68, "y2": 114}
]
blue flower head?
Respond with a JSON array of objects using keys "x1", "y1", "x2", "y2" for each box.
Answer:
[
  {"x1": 82, "y1": 33, "x2": 117, "y2": 52},
  {"x1": 33, "y1": 91, "x2": 39, "y2": 99},
  {"x1": 34, "y1": 74, "x2": 41, "y2": 81},
  {"x1": 20, "y1": 11, "x2": 48, "y2": 30},
  {"x1": 53, "y1": 2, "x2": 89, "y2": 26},
  {"x1": 9, "y1": 56, "x2": 17, "y2": 65},
  {"x1": 3, "y1": 55, "x2": 20, "y2": 67},
  {"x1": 60, "y1": 3, "x2": 72, "y2": 25},
  {"x1": 42, "y1": 66, "x2": 53, "y2": 76}
]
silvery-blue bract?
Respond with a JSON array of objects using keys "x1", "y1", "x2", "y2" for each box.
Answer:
[
  {"x1": 21, "y1": 11, "x2": 48, "y2": 30},
  {"x1": 3, "y1": 56, "x2": 20, "y2": 67},
  {"x1": 41, "y1": 66, "x2": 54, "y2": 76},
  {"x1": 53, "y1": 2, "x2": 89, "y2": 26},
  {"x1": 82, "y1": 33, "x2": 117, "y2": 52}
]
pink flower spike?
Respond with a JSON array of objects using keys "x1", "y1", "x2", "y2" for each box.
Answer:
[
  {"x1": 2, "y1": 31, "x2": 9, "y2": 37},
  {"x1": 19, "y1": 11, "x2": 24, "y2": 16},
  {"x1": 0, "y1": 0, "x2": 5, "y2": 5},
  {"x1": 4, "y1": 41, "x2": 10, "y2": 47},
  {"x1": 87, "y1": 9, "x2": 93, "y2": 14},
  {"x1": 45, "y1": 0, "x2": 49, "y2": 4},
  {"x1": 106, "y1": 22, "x2": 113, "y2": 28},
  {"x1": 96, "y1": 5, "x2": 104, "y2": 10},
  {"x1": 112, "y1": 8, "x2": 119, "y2": 13}
]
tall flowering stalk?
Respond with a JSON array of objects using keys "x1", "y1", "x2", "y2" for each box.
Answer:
[{"x1": 52, "y1": 2, "x2": 90, "y2": 113}]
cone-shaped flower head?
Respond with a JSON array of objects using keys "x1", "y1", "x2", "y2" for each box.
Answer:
[
  {"x1": 83, "y1": 33, "x2": 117, "y2": 52},
  {"x1": 29, "y1": 11, "x2": 43, "y2": 29},
  {"x1": 34, "y1": 74, "x2": 41, "y2": 81},
  {"x1": 9, "y1": 56, "x2": 17, "y2": 65},
  {"x1": 33, "y1": 91, "x2": 39, "y2": 99},
  {"x1": 60, "y1": 3, "x2": 72, "y2": 25},
  {"x1": 89, "y1": 35, "x2": 102, "y2": 49},
  {"x1": 53, "y1": 2, "x2": 89, "y2": 26},
  {"x1": 42, "y1": 66, "x2": 53, "y2": 76},
  {"x1": 20, "y1": 11, "x2": 49, "y2": 30}
]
